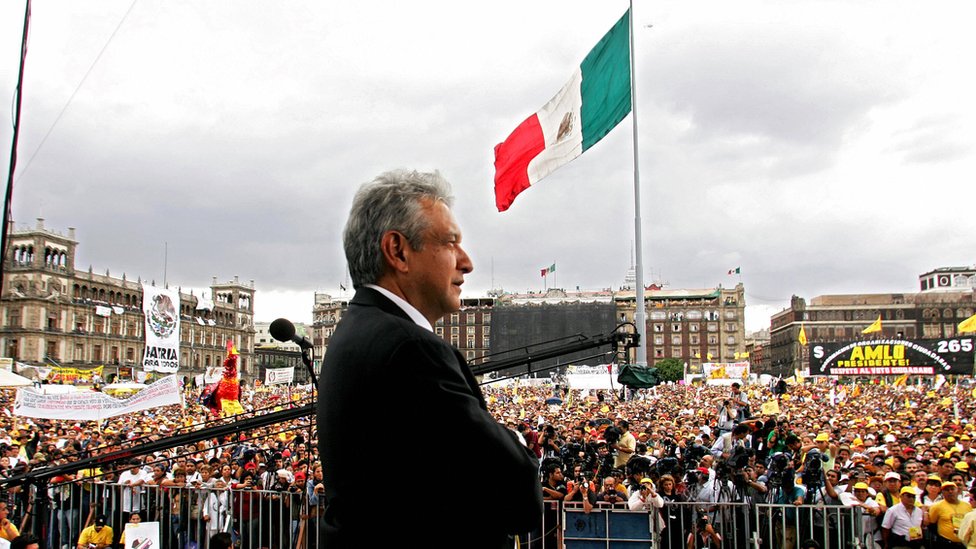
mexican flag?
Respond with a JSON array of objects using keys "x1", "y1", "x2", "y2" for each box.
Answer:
[{"x1": 493, "y1": 9, "x2": 631, "y2": 212}]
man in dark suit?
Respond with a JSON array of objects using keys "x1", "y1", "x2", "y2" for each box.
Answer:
[{"x1": 318, "y1": 170, "x2": 542, "y2": 547}]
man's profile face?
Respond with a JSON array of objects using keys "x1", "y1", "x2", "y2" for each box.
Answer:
[{"x1": 404, "y1": 200, "x2": 473, "y2": 322}]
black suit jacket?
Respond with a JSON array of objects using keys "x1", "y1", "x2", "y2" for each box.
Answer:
[{"x1": 318, "y1": 287, "x2": 542, "y2": 547}]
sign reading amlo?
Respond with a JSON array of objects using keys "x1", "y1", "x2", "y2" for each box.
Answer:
[{"x1": 810, "y1": 337, "x2": 974, "y2": 376}]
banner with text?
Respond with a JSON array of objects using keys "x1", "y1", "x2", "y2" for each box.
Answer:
[
  {"x1": 810, "y1": 337, "x2": 975, "y2": 376},
  {"x1": 14, "y1": 375, "x2": 182, "y2": 420},
  {"x1": 142, "y1": 284, "x2": 181, "y2": 373},
  {"x1": 703, "y1": 361, "x2": 750, "y2": 380},
  {"x1": 49, "y1": 365, "x2": 104, "y2": 384},
  {"x1": 264, "y1": 367, "x2": 295, "y2": 385}
]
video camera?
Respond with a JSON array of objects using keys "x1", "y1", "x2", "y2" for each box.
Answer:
[{"x1": 801, "y1": 448, "x2": 829, "y2": 488}]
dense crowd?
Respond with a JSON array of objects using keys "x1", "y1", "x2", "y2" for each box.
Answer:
[{"x1": 1, "y1": 377, "x2": 975, "y2": 548}]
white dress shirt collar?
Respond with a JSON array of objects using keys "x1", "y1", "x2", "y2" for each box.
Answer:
[{"x1": 364, "y1": 284, "x2": 433, "y2": 332}]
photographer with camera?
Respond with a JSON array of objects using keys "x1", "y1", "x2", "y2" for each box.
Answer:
[
  {"x1": 564, "y1": 468, "x2": 597, "y2": 514},
  {"x1": 688, "y1": 510, "x2": 722, "y2": 548},
  {"x1": 710, "y1": 424, "x2": 751, "y2": 461},
  {"x1": 541, "y1": 461, "x2": 568, "y2": 501},
  {"x1": 628, "y1": 478, "x2": 666, "y2": 536},
  {"x1": 596, "y1": 477, "x2": 628, "y2": 506},
  {"x1": 767, "y1": 419, "x2": 794, "y2": 455},
  {"x1": 729, "y1": 382, "x2": 750, "y2": 423}
]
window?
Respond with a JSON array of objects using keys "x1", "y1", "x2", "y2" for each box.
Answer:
[
  {"x1": 74, "y1": 344, "x2": 84, "y2": 361},
  {"x1": 451, "y1": 327, "x2": 459, "y2": 335},
  {"x1": 435, "y1": 327, "x2": 443, "y2": 336},
  {"x1": 707, "y1": 323, "x2": 718, "y2": 332},
  {"x1": 690, "y1": 334, "x2": 700, "y2": 345},
  {"x1": 943, "y1": 324, "x2": 955, "y2": 337},
  {"x1": 671, "y1": 335, "x2": 682, "y2": 345},
  {"x1": 93, "y1": 345, "x2": 102, "y2": 362},
  {"x1": 126, "y1": 348, "x2": 135, "y2": 361},
  {"x1": 653, "y1": 348, "x2": 665, "y2": 358},
  {"x1": 450, "y1": 336, "x2": 459, "y2": 346},
  {"x1": 466, "y1": 326, "x2": 475, "y2": 335},
  {"x1": 47, "y1": 314, "x2": 59, "y2": 330},
  {"x1": 6, "y1": 307, "x2": 20, "y2": 328},
  {"x1": 466, "y1": 350, "x2": 475, "y2": 360},
  {"x1": 671, "y1": 323, "x2": 681, "y2": 332},
  {"x1": 689, "y1": 323, "x2": 699, "y2": 332},
  {"x1": 725, "y1": 311, "x2": 737, "y2": 320},
  {"x1": 653, "y1": 335, "x2": 664, "y2": 345},
  {"x1": 725, "y1": 323, "x2": 737, "y2": 332},
  {"x1": 450, "y1": 313, "x2": 459, "y2": 324},
  {"x1": 650, "y1": 311, "x2": 667, "y2": 320},
  {"x1": 467, "y1": 337, "x2": 475, "y2": 348},
  {"x1": 467, "y1": 313, "x2": 475, "y2": 324},
  {"x1": 726, "y1": 336, "x2": 736, "y2": 345},
  {"x1": 483, "y1": 313, "x2": 491, "y2": 323},
  {"x1": 653, "y1": 324, "x2": 664, "y2": 333},
  {"x1": 671, "y1": 346, "x2": 682, "y2": 357},
  {"x1": 686, "y1": 310, "x2": 702, "y2": 320},
  {"x1": 483, "y1": 337, "x2": 490, "y2": 348},
  {"x1": 707, "y1": 335, "x2": 718, "y2": 345},
  {"x1": 484, "y1": 326, "x2": 490, "y2": 335},
  {"x1": 47, "y1": 341, "x2": 58, "y2": 360}
]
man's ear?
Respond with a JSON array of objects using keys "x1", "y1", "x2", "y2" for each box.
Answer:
[{"x1": 379, "y1": 230, "x2": 410, "y2": 274}]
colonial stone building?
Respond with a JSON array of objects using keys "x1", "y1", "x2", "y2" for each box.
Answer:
[
  {"x1": 615, "y1": 283, "x2": 747, "y2": 371},
  {"x1": 1, "y1": 219, "x2": 256, "y2": 381},
  {"x1": 767, "y1": 270, "x2": 976, "y2": 377}
]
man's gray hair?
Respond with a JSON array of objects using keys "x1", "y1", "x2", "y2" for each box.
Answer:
[{"x1": 344, "y1": 169, "x2": 454, "y2": 288}]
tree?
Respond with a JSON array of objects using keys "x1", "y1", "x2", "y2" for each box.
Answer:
[{"x1": 654, "y1": 358, "x2": 684, "y2": 383}]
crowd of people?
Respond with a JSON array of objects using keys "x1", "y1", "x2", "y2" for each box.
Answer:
[
  {"x1": 0, "y1": 376, "x2": 975, "y2": 548},
  {"x1": 488, "y1": 378, "x2": 976, "y2": 548}
]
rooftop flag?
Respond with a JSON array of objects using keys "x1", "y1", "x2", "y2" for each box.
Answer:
[
  {"x1": 493, "y1": 9, "x2": 631, "y2": 212},
  {"x1": 861, "y1": 315, "x2": 882, "y2": 334}
]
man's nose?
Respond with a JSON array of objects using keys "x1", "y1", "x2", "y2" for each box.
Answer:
[{"x1": 457, "y1": 245, "x2": 473, "y2": 274}]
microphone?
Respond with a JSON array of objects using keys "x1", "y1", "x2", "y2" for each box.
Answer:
[{"x1": 269, "y1": 318, "x2": 312, "y2": 350}]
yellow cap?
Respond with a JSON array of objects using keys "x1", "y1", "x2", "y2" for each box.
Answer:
[
  {"x1": 900, "y1": 487, "x2": 917, "y2": 495},
  {"x1": 816, "y1": 433, "x2": 829, "y2": 442},
  {"x1": 853, "y1": 482, "x2": 870, "y2": 490}
]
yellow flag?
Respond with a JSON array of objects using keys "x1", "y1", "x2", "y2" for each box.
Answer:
[
  {"x1": 892, "y1": 373, "x2": 908, "y2": 386},
  {"x1": 926, "y1": 391, "x2": 936, "y2": 398},
  {"x1": 959, "y1": 313, "x2": 976, "y2": 333},
  {"x1": 862, "y1": 315, "x2": 882, "y2": 334},
  {"x1": 761, "y1": 400, "x2": 781, "y2": 415},
  {"x1": 734, "y1": 352, "x2": 740, "y2": 359},
  {"x1": 905, "y1": 398, "x2": 911, "y2": 408},
  {"x1": 851, "y1": 385, "x2": 861, "y2": 397},
  {"x1": 798, "y1": 325, "x2": 808, "y2": 346},
  {"x1": 971, "y1": 387, "x2": 976, "y2": 399},
  {"x1": 741, "y1": 351, "x2": 750, "y2": 358},
  {"x1": 941, "y1": 397, "x2": 953, "y2": 407}
]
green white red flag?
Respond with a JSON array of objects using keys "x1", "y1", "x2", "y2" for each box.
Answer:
[{"x1": 494, "y1": 10, "x2": 632, "y2": 212}]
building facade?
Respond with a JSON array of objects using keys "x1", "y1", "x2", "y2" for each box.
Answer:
[
  {"x1": 767, "y1": 273, "x2": 976, "y2": 377},
  {"x1": 615, "y1": 283, "x2": 747, "y2": 370},
  {"x1": 1, "y1": 219, "x2": 256, "y2": 381}
]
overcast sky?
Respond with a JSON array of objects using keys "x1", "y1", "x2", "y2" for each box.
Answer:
[{"x1": 1, "y1": 1, "x2": 973, "y2": 333}]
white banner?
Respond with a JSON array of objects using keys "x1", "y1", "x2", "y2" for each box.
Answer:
[
  {"x1": 13, "y1": 375, "x2": 182, "y2": 420},
  {"x1": 703, "y1": 361, "x2": 751, "y2": 380},
  {"x1": 265, "y1": 367, "x2": 295, "y2": 385},
  {"x1": 95, "y1": 305, "x2": 113, "y2": 317},
  {"x1": 204, "y1": 366, "x2": 223, "y2": 384},
  {"x1": 142, "y1": 284, "x2": 180, "y2": 373}
]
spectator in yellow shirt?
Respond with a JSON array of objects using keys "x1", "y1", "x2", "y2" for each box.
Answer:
[{"x1": 76, "y1": 515, "x2": 113, "y2": 549}]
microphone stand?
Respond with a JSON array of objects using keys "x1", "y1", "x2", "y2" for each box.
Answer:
[{"x1": 301, "y1": 345, "x2": 317, "y2": 387}]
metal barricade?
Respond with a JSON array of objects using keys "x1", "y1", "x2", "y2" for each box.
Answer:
[
  {"x1": 34, "y1": 482, "x2": 872, "y2": 549},
  {"x1": 753, "y1": 502, "x2": 870, "y2": 549},
  {"x1": 42, "y1": 481, "x2": 324, "y2": 549}
]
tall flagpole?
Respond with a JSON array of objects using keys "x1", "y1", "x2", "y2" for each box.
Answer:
[{"x1": 628, "y1": 0, "x2": 648, "y2": 366}]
